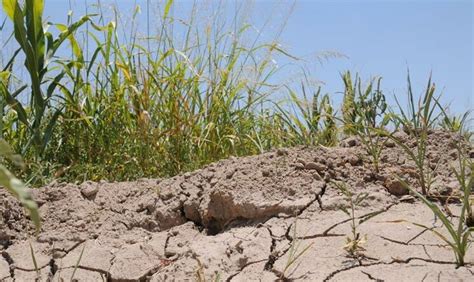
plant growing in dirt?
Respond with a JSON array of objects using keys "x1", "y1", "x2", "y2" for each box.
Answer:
[
  {"x1": 341, "y1": 71, "x2": 357, "y2": 135},
  {"x1": 280, "y1": 220, "x2": 314, "y2": 278},
  {"x1": 333, "y1": 181, "x2": 369, "y2": 258},
  {"x1": 0, "y1": 139, "x2": 40, "y2": 231},
  {"x1": 396, "y1": 150, "x2": 473, "y2": 267},
  {"x1": 276, "y1": 70, "x2": 338, "y2": 147},
  {"x1": 1, "y1": 0, "x2": 301, "y2": 186},
  {"x1": 393, "y1": 72, "x2": 441, "y2": 134},
  {"x1": 387, "y1": 73, "x2": 442, "y2": 195},
  {"x1": 1, "y1": 0, "x2": 90, "y2": 156},
  {"x1": 341, "y1": 71, "x2": 391, "y2": 172},
  {"x1": 195, "y1": 256, "x2": 221, "y2": 282},
  {"x1": 437, "y1": 106, "x2": 473, "y2": 141}
]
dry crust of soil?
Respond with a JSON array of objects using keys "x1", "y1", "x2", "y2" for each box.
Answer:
[{"x1": 0, "y1": 130, "x2": 473, "y2": 281}]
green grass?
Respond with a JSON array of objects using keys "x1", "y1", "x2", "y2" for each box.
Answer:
[
  {"x1": 340, "y1": 72, "x2": 391, "y2": 173},
  {"x1": 2, "y1": 0, "x2": 301, "y2": 185},
  {"x1": 0, "y1": 0, "x2": 471, "y2": 191}
]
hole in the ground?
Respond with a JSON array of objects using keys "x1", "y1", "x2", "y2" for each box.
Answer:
[
  {"x1": 206, "y1": 218, "x2": 221, "y2": 236},
  {"x1": 206, "y1": 217, "x2": 260, "y2": 235},
  {"x1": 49, "y1": 259, "x2": 58, "y2": 276}
]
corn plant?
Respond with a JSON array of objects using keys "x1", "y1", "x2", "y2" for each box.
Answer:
[
  {"x1": 1, "y1": 0, "x2": 90, "y2": 156},
  {"x1": 396, "y1": 151, "x2": 473, "y2": 267}
]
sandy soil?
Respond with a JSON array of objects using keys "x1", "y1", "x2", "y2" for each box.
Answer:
[{"x1": 0, "y1": 130, "x2": 473, "y2": 281}]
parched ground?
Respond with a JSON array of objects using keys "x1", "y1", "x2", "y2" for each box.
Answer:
[{"x1": 0, "y1": 130, "x2": 473, "y2": 281}]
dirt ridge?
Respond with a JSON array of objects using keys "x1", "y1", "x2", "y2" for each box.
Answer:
[{"x1": 0, "y1": 130, "x2": 473, "y2": 280}]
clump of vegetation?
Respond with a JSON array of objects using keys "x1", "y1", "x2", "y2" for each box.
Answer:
[
  {"x1": 0, "y1": 0, "x2": 471, "y2": 199},
  {"x1": 387, "y1": 73, "x2": 441, "y2": 195},
  {"x1": 396, "y1": 148, "x2": 473, "y2": 267},
  {"x1": 341, "y1": 71, "x2": 357, "y2": 135},
  {"x1": 276, "y1": 70, "x2": 338, "y2": 147},
  {"x1": 333, "y1": 181, "x2": 369, "y2": 258},
  {"x1": 1, "y1": 0, "x2": 299, "y2": 185},
  {"x1": 341, "y1": 71, "x2": 391, "y2": 173}
]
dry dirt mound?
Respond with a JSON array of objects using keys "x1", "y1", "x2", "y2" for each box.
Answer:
[{"x1": 0, "y1": 130, "x2": 473, "y2": 281}]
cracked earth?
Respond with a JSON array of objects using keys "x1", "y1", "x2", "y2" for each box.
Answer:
[{"x1": 1, "y1": 130, "x2": 473, "y2": 281}]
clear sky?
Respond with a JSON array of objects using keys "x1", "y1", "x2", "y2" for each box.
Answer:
[
  {"x1": 277, "y1": 0, "x2": 473, "y2": 115},
  {"x1": 1, "y1": 0, "x2": 472, "y2": 116}
]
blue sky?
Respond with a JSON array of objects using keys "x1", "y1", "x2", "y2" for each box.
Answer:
[
  {"x1": 277, "y1": 0, "x2": 473, "y2": 115},
  {"x1": 1, "y1": 0, "x2": 472, "y2": 116}
]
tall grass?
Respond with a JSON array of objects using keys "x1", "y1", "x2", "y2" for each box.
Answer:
[
  {"x1": 1, "y1": 0, "x2": 299, "y2": 185},
  {"x1": 0, "y1": 0, "x2": 472, "y2": 189}
]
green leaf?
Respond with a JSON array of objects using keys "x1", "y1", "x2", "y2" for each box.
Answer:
[
  {"x1": 0, "y1": 165, "x2": 40, "y2": 232},
  {"x1": 55, "y1": 23, "x2": 84, "y2": 62},
  {"x1": 0, "y1": 83, "x2": 29, "y2": 126},
  {"x1": 163, "y1": 0, "x2": 174, "y2": 19},
  {"x1": 50, "y1": 15, "x2": 91, "y2": 60},
  {"x1": 2, "y1": 0, "x2": 16, "y2": 20},
  {"x1": 40, "y1": 108, "x2": 62, "y2": 154}
]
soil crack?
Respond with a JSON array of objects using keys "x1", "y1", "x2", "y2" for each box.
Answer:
[
  {"x1": 361, "y1": 270, "x2": 383, "y2": 281},
  {"x1": 323, "y1": 257, "x2": 468, "y2": 281}
]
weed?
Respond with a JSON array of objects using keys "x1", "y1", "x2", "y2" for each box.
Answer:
[
  {"x1": 393, "y1": 71, "x2": 441, "y2": 134},
  {"x1": 341, "y1": 71, "x2": 357, "y2": 135},
  {"x1": 2, "y1": 0, "x2": 296, "y2": 185},
  {"x1": 276, "y1": 70, "x2": 338, "y2": 147},
  {"x1": 385, "y1": 73, "x2": 443, "y2": 195},
  {"x1": 395, "y1": 149, "x2": 473, "y2": 267},
  {"x1": 437, "y1": 107, "x2": 472, "y2": 141},
  {"x1": 384, "y1": 129, "x2": 433, "y2": 195},
  {"x1": 333, "y1": 181, "x2": 369, "y2": 258},
  {"x1": 340, "y1": 71, "x2": 391, "y2": 172},
  {"x1": 282, "y1": 220, "x2": 314, "y2": 278}
]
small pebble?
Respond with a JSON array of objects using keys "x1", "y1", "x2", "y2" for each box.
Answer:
[
  {"x1": 305, "y1": 162, "x2": 325, "y2": 172},
  {"x1": 385, "y1": 140, "x2": 396, "y2": 148},
  {"x1": 276, "y1": 148, "x2": 288, "y2": 156},
  {"x1": 294, "y1": 163, "x2": 305, "y2": 170},
  {"x1": 296, "y1": 158, "x2": 306, "y2": 166}
]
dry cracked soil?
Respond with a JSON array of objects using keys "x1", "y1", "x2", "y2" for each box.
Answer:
[{"x1": 1, "y1": 130, "x2": 473, "y2": 281}]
